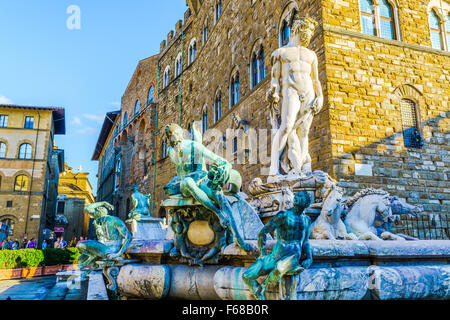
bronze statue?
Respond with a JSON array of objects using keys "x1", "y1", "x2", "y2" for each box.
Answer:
[
  {"x1": 243, "y1": 191, "x2": 313, "y2": 300},
  {"x1": 77, "y1": 202, "x2": 132, "y2": 271}
]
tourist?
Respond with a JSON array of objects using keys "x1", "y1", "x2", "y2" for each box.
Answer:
[
  {"x1": 11, "y1": 241, "x2": 19, "y2": 250},
  {"x1": 21, "y1": 238, "x2": 27, "y2": 249},
  {"x1": 0, "y1": 239, "x2": 7, "y2": 250},
  {"x1": 53, "y1": 237, "x2": 61, "y2": 248},
  {"x1": 41, "y1": 240, "x2": 48, "y2": 249},
  {"x1": 77, "y1": 236, "x2": 85, "y2": 246},
  {"x1": 69, "y1": 237, "x2": 77, "y2": 247},
  {"x1": 27, "y1": 238, "x2": 36, "y2": 249},
  {"x1": 61, "y1": 237, "x2": 68, "y2": 249}
]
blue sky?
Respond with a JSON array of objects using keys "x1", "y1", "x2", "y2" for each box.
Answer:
[{"x1": 0, "y1": 0, "x2": 188, "y2": 194}]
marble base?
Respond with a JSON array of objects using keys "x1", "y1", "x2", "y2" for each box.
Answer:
[
  {"x1": 116, "y1": 239, "x2": 450, "y2": 300},
  {"x1": 130, "y1": 217, "x2": 166, "y2": 240}
]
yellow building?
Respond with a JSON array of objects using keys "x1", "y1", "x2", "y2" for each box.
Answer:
[
  {"x1": 58, "y1": 163, "x2": 95, "y2": 237},
  {"x1": 0, "y1": 104, "x2": 65, "y2": 243}
]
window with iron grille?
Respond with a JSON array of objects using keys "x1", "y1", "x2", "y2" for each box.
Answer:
[{"x1": 400, "y1": 99, "x2": 422, "y2": 148}]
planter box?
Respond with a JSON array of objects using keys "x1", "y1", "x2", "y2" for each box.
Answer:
[
  {"x1": 43, "y1": 265, "x2": 62, "y2": 275},
  {"x1": 0, "y1": 264, "x2": 77, "y2": 280},
  {"x1": 22, "y1": 267, "x2": 43, "y2": 278},
  {"x1": 0, "y1": 268, "x2": 23, "y2": 280}
]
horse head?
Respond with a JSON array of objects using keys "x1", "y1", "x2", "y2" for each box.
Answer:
[
  {"x1": 389, "y1": 196, "x2": 422, "y2": 217},
  {"x1": 376, "y1": 194, "x2": 393, "y2": 222},
  {"x1": 321, "y1": 186, "x2": 344, "y2": 222}
]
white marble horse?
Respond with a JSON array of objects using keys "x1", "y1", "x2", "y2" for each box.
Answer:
[
  {"x1": 311, "y1": 186, "x2": 357, "y2": 240},
  {"x1": 344, "y1": 188, "x2": 421, "y2": 241}
]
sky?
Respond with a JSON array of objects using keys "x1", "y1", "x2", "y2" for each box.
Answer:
[{"x1": 0, "y1": 0, "x2": 189, "y2": 195}]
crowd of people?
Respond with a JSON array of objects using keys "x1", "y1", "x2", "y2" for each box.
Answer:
[{"x1": 0, "y1": 236, "x2": 86, "y2": 250}]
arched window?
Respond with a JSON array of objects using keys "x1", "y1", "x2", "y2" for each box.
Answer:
[
  {"x1": 203, "y1": 21, "x2": 209, "y2": 44},
  {"x1": 18, "y1": 143, "x2": 32, "y2": 159},
  {"x1": 281, "y1": 19, "x2": 290, "y2": 46},
  {"x1": 163, "y1": 67, "x2": 170, "y2": 88},
  {"x1": 215, "y1": 0, "x2": 222, "y2": 24},
  {"x1": 115, "y1": 158, "x2": 121, "y2": 189},
  {"x1": 202, "y1": 108, "x2": 208, "y2": 134},
  {"x1": 360, "y1": 0, "x2": 400, "y2": 39},
  {"x1": 1, "y1": 217, "x2": 15, "y2": 237},
  {"x1": 259, "y1": 49, "x2": 265, "y2": 82},
  {"x1": 400, "y1": 99, "x2": 423, "y2": 148},
  {"x1": 134, "y1": 100, "x2": 140, "y2": 117},
  {"x1": 379, "y1": 0, "x2": 395, "y2": 39},
  {"x1": 147, "y1": 86, "x2": 154, "y2": 104},
  {"x1": 161, "y1": 139, "x2": 168, "y2": 159},
  {"x1": 188, "y1": 40, "x2": 197, "y2": 65},
  {"x1": 0, "y1": 142, "x2": 6, "y2": 158},
  {"x1": 251, "y1": 46, "x2": 265, "y2": 89},
  {"x1": 214, "y1": 91, "x2": 222, "y2": 123},
  {"x1": 429, "y1": 10, "x2": 443, "y2": 50},
  {"x1": 446, "y1": 15, "x2": 450, "y2": 49},
  {"x1": 175, "y1": 53, "x2": 182, "y2": 77},
  {"x1": 123, "y1": 112, "x2": 128, "y2": 129},
  {"x1": 360, "y1": 0, "x2": 375, "y2": 36},
  {"x1": 230, "y1": 71, "x2": 240, "y2": 108},
  {"x1": 14, "y1": 175, "x2": 29, "y2": 192}
]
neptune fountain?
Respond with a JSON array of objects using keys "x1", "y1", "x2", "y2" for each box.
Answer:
[{"x1": 77, "y1": 13, "x2": 450, "y2": 301}]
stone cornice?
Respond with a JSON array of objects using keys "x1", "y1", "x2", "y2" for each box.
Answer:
[{"x1": 322, "y1": 24, "x2": 450, "y2": 57}]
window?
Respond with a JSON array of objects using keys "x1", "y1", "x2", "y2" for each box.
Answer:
[
  {"x1": 18, "y1": 143, "x2": 32, "y2": 159},
  {"x1": 400, "y1": 99, "x2": 423, "y2": 148},
  {"x1": 360, "y1": 0, "x2": 400, "y2": 39},
  {"x1": 214, "y1": 91, "x2": 222, "y2": 123},
  {"x1": 1, "y1": 218, "x2": 15, "y2": 236},
  {"x1": 147, "y1": 86, "x2": 155, "y2": 104},
  {"x1": 57, "y1": 201, "x2": 65, "y2": 214},
  {"x1": 233, "y1": 137, "x2": 238, "y2": 154},
  {"x1": 447, "y1": 15, "x2": 450, "y2": 49},
  {"x1": 6, "y1": 201, "x2": 13, "y2": 208},
  {"x1": 251, "y1": 46, "x2": 265, "y2": 88},
  {"x1": 188, "y1": 40, "x2": 197, "y2": 65},
  {"x1": 281, "y1": 20, "x2": 290, "y2": 46},
  {"x1": 115, "y1": 158, "x2": 121, "y2": 189},
  {"x1": 24, "y1": 116, "x2": 34, "y2": 129},
  {"x1": 0, "y1": 115, "x2": 8, "y2": 128},
  {"x1": 134, "y1": 100, "x2": 140, "y2": 117},
  {"x1": 429, "y1": 10, "x2": 443, "y2": 50},
  {"x1": 360, "y1": 0, "x2": 376, "y2": 36},
  {"x1": 163, "y1": 67, "x2": 170, "y2": 88},
  {"x1": 175, "y1": 53, "x2": 182, "y2": 77},
  {"x1": 161, "y1": 139, "x2": 168, "y2": 159},
  {"x1": 379, "y1": 0, "x2": 395, "y2": 39},
  {"x1": 0, "y1": 142, "x2": 5, "y2": 158},
  {"x1": 230, "y1": 72, "x2": 240, "y2": 108},
  {"x1": 14, "y1": 175, "x2": 29, "y2": 192},
  {"x1": 202, "y1": 109, "x2": 208, "y2": 134},
  {"x1": 123, "y1": 112, "x2": 128, "y2": 129},
  {"x1": 215, "y1": 0, "x2": 222, "y2": 24},
  {"x1": 203, "y1": 22, "x2": 209, "y2": 44}
]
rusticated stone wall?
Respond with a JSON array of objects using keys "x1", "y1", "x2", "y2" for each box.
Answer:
[{"x1": 113, "y1": 0, "x2": 449, "y2": 238}]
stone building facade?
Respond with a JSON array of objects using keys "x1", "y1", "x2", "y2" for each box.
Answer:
[
  {"x1": 0, "y1": 104, "x2": 66, "y2": 243},
  {"x1": 102, "y1": 0, "x2": 449, "y2": 239},
  {"x1": 57, "y1": 163, "x2": 95, "y2": 238}
]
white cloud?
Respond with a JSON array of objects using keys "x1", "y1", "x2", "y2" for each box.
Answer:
[
  {"x1": 71, "y1": 116, "x2": 82, "y2": 126},
  {"x1": 76, "y1": 127, "x2": 97, "y2": 135},
  {"x1": 0, "y1": 95, "x2": 13, "y2": 104},
  {"x1": 82, "y1": 113, "x2": 104, "y2": 124}
]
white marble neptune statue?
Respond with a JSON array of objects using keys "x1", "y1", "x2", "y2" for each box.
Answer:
[{"x1": 267, "y1": 14, "x2": 323, "y2": 179}]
